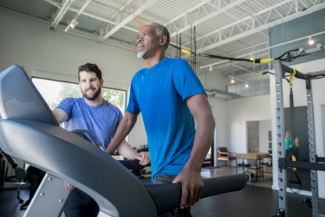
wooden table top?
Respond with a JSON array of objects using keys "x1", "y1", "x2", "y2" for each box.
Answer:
[{"x1": 236, "y1": 152, "x2": 270, "y2": 160}]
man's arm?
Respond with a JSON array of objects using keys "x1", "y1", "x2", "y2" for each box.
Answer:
[
  {"x1": 52, "y1": 108, "x2": 68, "y2": 124},
  {"x1": 106, "y1": 112, "x2": 138, "y2": 155},
  {"x1": 117, "y1": 140, "x2": 150, "y2": 165},
  {"x1": 172, "y1": 93, "x2": 215, "y2": 209}
]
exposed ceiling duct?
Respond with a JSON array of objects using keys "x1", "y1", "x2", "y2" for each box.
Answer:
[{"x1": 205, "y1": 89, "x2": 242, "y2": 100}]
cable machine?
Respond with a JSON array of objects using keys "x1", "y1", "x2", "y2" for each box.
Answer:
[{"x1": 272, "y1": 60, "x2": 325, "y2": 217}]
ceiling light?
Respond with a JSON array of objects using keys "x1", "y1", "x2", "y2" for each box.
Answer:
[
  {"x1": 70, "y1": 20, "x2": 78, "y2": 28},
  {"x1": 209, "y1": 65, "x2": 213, "y2": 72},
  {"x1": 308, "y1": 36, "x2": 314, "y2": 45},
  {"x1": 231, "y1": 78, "x2": 235, "y2": 83},
  {"x1": 245, "y1": 83, "x2": 249, "y2": 88}
]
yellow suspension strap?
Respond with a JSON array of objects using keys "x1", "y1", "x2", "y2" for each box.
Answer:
[
  {"x1": 181, "y1": 49, "x2": 192, "y2": 55},
  {"x1": 289, "y1": 68, "x2": 296, "y2": 85},
  {"x1": 259, "y1": 58, "x2": 274, "y2": 63},
  {"x1": 252, "y1": 58, "x2": 275, "y2": 64},
  {"x1": 132, "y1": 12, "x2": 143, "y2": 27},
  {"x1": 292, "y1": 154, "x2": 297, "y2": 171}
]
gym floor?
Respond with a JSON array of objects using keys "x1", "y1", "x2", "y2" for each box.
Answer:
[{"x1": 1, "y1": 167, "x2": 324, "y2": 217}]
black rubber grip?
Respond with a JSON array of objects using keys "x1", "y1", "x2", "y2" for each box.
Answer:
[
  {"x1": 145, "y1": 174, "x2": 246, "y2": 216},
  {"x1": 118, "y1": 160, "x2": 146, "y2": 171}
]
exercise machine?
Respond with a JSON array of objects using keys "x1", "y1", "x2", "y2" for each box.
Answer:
[
  {"x1": 0, "y1": 65, "x2": 246, "y2": 217},
  {"x1": 272, "y1": 60, "x2": 325, "y2": 217}
]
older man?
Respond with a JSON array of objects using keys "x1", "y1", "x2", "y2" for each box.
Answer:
[{"x1": 107, "y1": 23, "x2": 215, "y2": 216}]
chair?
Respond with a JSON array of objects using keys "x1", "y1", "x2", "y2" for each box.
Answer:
[{"x1": 217, "y1": 147, "x2": 237, "y2": 167}]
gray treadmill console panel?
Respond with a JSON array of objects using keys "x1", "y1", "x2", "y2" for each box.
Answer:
[{"x1": 0, "y1": 65, "x2": 58, "y2": 126}]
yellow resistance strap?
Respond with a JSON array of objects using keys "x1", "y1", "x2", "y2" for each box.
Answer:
[
  {"x1": 260, "y1": 58, "x2": 274, "y2": 63},
  {"x1": 133, "y1": 12, "x2": 143, "y2": 27},
  {"x1": 292, "y1": 154, "x2": 297, "y2": 171},
  {"x1": 181, "y1": 49, "x2": 192, "y2": 54},
  {"x1": 289, "y1": 68, "x2": 297, "y2": 85}
]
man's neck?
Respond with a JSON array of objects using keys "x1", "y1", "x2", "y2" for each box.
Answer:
[
  {"x1": 84, "y1": 96, "x2": 103, "y2": 107},
  {"x1": 146, "y1": 52, "x2": 165, "y2": 69}
]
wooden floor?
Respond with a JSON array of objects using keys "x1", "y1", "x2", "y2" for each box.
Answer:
[{"x1": 1, "y1": 166, "x2": 324, "y2": 217}]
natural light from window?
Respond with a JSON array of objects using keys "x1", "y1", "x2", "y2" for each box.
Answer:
[{"x1": 32, "y1": 78, "x2": 126, "y2": 115}]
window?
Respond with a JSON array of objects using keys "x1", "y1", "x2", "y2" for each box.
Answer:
[{"x1": 32, "y1": 78, "x2": 126, "y2": 115}]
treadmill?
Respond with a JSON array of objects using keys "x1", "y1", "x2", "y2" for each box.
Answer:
[{"x1": 0, "y1": 65, "x2": 246, "y2": 217}]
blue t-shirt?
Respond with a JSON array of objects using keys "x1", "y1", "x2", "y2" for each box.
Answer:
[
  {"x1": 56, "y1": 97, "x2": 123, "y2": 150},
  {"x1": 127, "y1": 57, "x2": 206, "y2": 180}
]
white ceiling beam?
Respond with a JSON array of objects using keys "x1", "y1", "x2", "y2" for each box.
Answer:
[
  {"x1": 232, "y1": 64, "x2": 252, "y2": 73},
  {"x1": 45, "y1": 0, "x2": 139, "y2": 33},
  {"x1": 95, "y1": 0, "x2": 134, "y2": 33},
  {"x1": 164, "y1": 0, "x2": 212, "y2": 27},
  {"x1": 197, "y1": 1, "x2": 325, "y2": 53},
  {"x1": 205, "y1": 1, "x2": 268, "y2": 38},
  {"x1": 99, "y1": 0, "x2": 156, "y2": 42},
  {"x1": 222, "y1": 63, "x2": 269, "y2": 77},
  {"x1": 65, "y1": 0, "x2": 92, "y2": 32},
  {"x1": 169, "y1": 0, "x2": 248, "y2": 38},
  {"x1": 50, "y1": 0, "x2": 74, "y2": 29},
  {"x1": 191, "y1": 0, "x2": 293, "y2": 49}
]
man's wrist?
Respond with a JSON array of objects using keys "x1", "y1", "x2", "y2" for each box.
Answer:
[{"x1": 183, "y1": 163, "x2": 201, "y2": 173}]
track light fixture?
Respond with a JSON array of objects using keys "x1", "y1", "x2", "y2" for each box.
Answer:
[
  {"x1": 308, "y1": 36, "x2": 314, "y2": 45},
  {"x1": 229, "y1": 76, "x2": 249, "y2": 88},
  {"x1": 70, "y1": 20, "x2": 78, "y2": 29}
]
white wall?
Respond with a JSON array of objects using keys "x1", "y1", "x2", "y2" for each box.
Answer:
[
  {"x1": 198, "y1": 70, "x2": 226, "y2": 91},
  {"x1": 208, "y1": 97, "x2": 227, "y2": 166},
  {"x1": 270, "y1": 58, "x2": 325, "y2": 198},
  {"x1": 259, "y1": 120, "x2": 272, "y2": 153},
  {"x1": 226, "y1": 95, "x2": 272, "y2": 156}
]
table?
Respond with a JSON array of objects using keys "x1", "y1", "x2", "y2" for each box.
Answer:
[{"x1": 236, "y1": 152, "x2": 271, "y2": 180}]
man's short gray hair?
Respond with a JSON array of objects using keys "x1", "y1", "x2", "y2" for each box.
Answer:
[{"x1": 146, "y1": 22, "x2": 170, "y2": 50}]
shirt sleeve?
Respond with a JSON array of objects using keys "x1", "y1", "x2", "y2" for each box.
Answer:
[
  {"x1": 56, "y1": 98, "x2": 74, "y2": 119},
  {"x1": 116, "y1": 108, "x2": 123, "y2": 126},
  {"x1": 126, "y1": 76, "x2": 141, "y2": 114},
  {"x1": 172, "y1": 59, "x2": 206, "y2": 101}
]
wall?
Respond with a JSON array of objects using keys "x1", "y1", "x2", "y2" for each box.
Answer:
[
  {"x1": 208, "y1": 97, "x2": 227, "y2": 166},
  {"x1": 226, "y1": 95, "x2": 272, "y2": 165},
  {"x1": 198, "y1": 70, "x2": 226, "y2": 91},
  {"x1": 259, "y1": 120, "x2": 272, "y2": 153},
  {"x1": 226, "y1": 95, "x2": 272, "y2": 153},
  {"x1": 270, "y1": 58, "x2": 325, "y2": 198}
]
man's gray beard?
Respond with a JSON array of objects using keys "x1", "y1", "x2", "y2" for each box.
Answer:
[{"x1": 137, "y1": 50, "x2": 146, "y2": 58}]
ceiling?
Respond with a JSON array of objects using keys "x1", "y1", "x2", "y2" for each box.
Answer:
[{"x1": 1, "y1": 0, "x2": 325, "y2": 80}]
